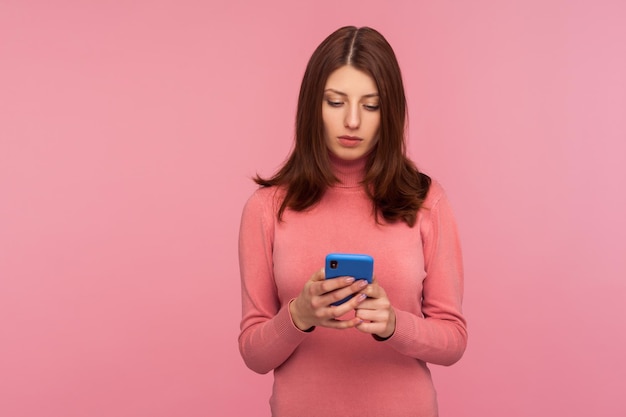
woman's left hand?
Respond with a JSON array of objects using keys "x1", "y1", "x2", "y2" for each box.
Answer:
[{"x1": 355, "y1": 279, "x2": 396, "y2": 339}]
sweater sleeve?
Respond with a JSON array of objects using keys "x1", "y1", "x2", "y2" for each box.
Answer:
[
  {"x1": 385, "y1": 184, "x2": 468, "y2": 366},
  {"x1": 237, "y1": 189, "x2": 310, "y2": 374}
]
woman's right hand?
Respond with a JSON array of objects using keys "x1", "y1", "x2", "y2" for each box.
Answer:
[{"x1": 289, "y1": 267, "x2": 369, "y2": 331}]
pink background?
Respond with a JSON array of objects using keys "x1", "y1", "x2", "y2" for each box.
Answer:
[{"x1": 1, "y1": 1, "x2": 625, "y2": 416}]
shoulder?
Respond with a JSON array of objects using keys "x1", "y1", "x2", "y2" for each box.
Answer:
[
  {"x1": 242, "y1": 186, "x2": 285, "y2": 220},
  {"x1": 421, "y1": 179, "x2": 446, "y2": 211},
  {"x1": 246, "y1": 185, "x2": 281, "y2": 204},
  {"x1": 418, "y1": 179, "x2": 458, "y2": 235}
]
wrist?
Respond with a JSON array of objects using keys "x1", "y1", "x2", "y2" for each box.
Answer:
[
  {"x1": 289, "y1": 299, "x2": 314, "y2": 332},
  {"x1": 373, "y1": 332, "x2": 393, "y2": 341}
]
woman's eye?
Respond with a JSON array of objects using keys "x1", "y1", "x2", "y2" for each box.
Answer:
[
  {"x1": 326, "y1": 100, "x2": 343, "y2": 107},
  {"x1": 364, "y1": 104, "x2": 380, "y2": 111}
]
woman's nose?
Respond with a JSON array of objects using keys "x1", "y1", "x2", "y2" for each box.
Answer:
[{"x1": 344, "y1": 105, "x2": 360, "y2": 129}]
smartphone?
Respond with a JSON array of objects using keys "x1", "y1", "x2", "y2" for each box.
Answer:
[{"x1": 325, "y1": 253, "x2": 374, "y2": 306}]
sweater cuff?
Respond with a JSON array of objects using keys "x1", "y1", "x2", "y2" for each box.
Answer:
[{"x1": 384, "y1": 309, "x2": 416, "y2": 350}]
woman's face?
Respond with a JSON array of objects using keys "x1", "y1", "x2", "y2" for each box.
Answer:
[{"x1": 322, "y1": 65, "x2": 380, "y2": 161}]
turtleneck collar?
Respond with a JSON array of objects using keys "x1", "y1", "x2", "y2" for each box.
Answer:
[{"x1": 328, "y1": 151, "x2": 368, "y2": 188}]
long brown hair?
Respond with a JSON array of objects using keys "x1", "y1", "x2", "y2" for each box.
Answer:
[{"x1": 255, "y1": 26, "x2": 431, "y2": 227}]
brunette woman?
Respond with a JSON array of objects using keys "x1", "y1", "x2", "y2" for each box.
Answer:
[{"x1": 238, "y1": 26, "x2": 467, "y2": 417}]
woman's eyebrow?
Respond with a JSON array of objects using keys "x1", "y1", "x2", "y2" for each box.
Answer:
[{"x1": 324, "y1": 88, "x2": 379, "y2": 98}]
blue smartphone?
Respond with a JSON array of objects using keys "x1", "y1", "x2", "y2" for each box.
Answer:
[{"x1": 325, "y1": 253, "x2": 374, "y2": 306}]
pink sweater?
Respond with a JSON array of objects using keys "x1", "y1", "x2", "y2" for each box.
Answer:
[{"x1": 238, "y1": 155, "x2": 467, "y2": 417}]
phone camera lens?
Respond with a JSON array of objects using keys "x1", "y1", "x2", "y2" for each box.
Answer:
[{"x1": 330, "y1": 260, "x2": 338, "y2": 269}]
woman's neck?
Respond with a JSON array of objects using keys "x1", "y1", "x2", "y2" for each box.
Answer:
[{"x1": 328, "y1": 152, "x2": 367, "y2": 188}]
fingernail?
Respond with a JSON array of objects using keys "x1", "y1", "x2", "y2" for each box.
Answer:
[
  {"x1": 345, "y1": 277, "x2": 355, "y2": 284},
  {"x1": 358, "y1": 280, "x2": 368, "y2": 288},
  {"x1": 358, "y1": 293, "x2": 367, "y2": 301}
]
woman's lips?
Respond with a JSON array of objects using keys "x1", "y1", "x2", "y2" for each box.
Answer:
[{"x1": 338, "y1": 135, "x2": 363, "y2": 148}]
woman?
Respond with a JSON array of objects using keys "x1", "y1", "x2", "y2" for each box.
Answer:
[{"x1": 238, "y1": 26, "x2": 467, "y2": 417}]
